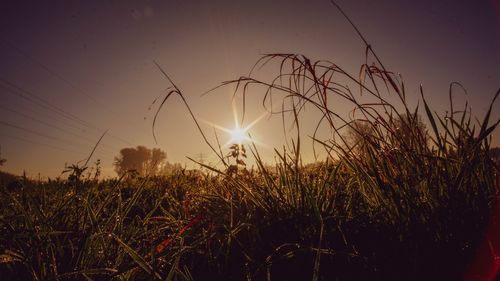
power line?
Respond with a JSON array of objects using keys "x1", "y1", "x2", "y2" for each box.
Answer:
[
  {"x1": 2, "y1": 38, "x2": 116, "y2": 115},
  {"x1": 1, "y1": 104, "x2": 96, "y2": 143},
  {"x1": 0, "y1": 82, "x2": 125, "y2": 150},
  {"x1": 0, "y1": 120, "x2": 83, "y2": 146},
  {"x1": 0, "y1": 86, "x2": 127, "y2": 153},
  {"x1": 0, "y1": 132, "x2": 116, "y2": 160},
  {"x1": 2, "y1": 100, "x2": 97, "y2": 136},
  {"x1": 1, "y1": 38, "x2": 141, "y2": 146},
  {"x1": 0, "y1": 78, "x2": 135, "y2": 146},
  {"x1": 0, "y1": 78, "x2": 93, "y2": 127},
  {"x1": 195, "y1": 152, "x2": 206, "y2": 164},
  {"x1": 0, "y1": 104, "x2": 119, "y2": 154},
  {"x1": 0, "y1": 132, "x2": 87, "y2": 156},
  {"x1": 0, "y1": 126, "x2": 114, "y2": 158}
]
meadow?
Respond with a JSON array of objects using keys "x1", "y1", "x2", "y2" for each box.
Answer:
[{"x1": 1, "y1": 5, "x2": 499, "y2": 281}]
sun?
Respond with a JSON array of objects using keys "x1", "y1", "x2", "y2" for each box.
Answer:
[
  {"x1": 200, "y1": 100, "x2": 270, "y2": 149},
  {"x1": 230, "y1": 127, "x2": 249, "y2": 144}
]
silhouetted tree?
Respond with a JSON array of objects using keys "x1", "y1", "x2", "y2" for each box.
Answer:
[
  {"x1": 343, "y1": 120, "x2": 376, "y2": 157},
  {"x1": 388, "y1": 114, "x2": 429, "y2": 151},
  {"x1": 114, "y1": 146, "x2": 167, "y2": 176},
  {"x1": 344, "y1": 114, "x2": 428, "y2": 157},
  {"x1": 149, "y1": 148, "x2": 167, "y2": 174},
  {"x1": 160, "y1": 161, "x2": 183, "y2": 175}
]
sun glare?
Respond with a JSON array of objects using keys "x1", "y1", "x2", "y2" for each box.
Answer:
[
  {"x1": 200, "y1": 100, "x2": 272, "y2": 149},
  {"x1": 230, "y1": 127, "x2": 249, "y2": 144}
]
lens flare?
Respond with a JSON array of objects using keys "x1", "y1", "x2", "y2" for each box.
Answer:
[
  {"x1": 200, "y1": 100, "x2": 271, "y2": 149},
  {"x1": 230, "y1": 127, "x2": 249, "y2": 144}
]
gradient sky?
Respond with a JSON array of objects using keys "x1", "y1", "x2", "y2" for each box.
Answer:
[{"x1": 0, "y1": 0, "x2": 499, "y2": 178}]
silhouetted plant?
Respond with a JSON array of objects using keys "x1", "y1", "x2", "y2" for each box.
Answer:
[{"x1": 226, "y1": 144, "x2": 247, "y2": 176}]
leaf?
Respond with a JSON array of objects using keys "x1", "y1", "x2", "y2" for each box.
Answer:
[
  {"x1": 421, "y1": 86, "x2": 442, "y2": 149},
  {"x1": 112, "y1": 234, "x2": 161, "y2": 279},
  {"x1": 478, "y1": 89, "x2": 499, "y2": 138},
  {"x1": 165, "y1": 255, "x2": 181, "y2": 281},
  {"x1": 59, "y1": 268, "x2": 118, "y2": 278}
]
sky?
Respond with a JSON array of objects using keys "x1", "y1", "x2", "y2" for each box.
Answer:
[{"x1": 0, "y1": 0, "x2": 499, "y2": 178}]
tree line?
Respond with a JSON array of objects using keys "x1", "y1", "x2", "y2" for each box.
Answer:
[{"x1": 113, "y1": 146, "x2": 181, "y2": 177}]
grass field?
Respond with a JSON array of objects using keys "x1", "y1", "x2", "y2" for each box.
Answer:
[
  {"x1": 1, "y1": 5, "x2": 499, "y2": 280},
  {"x1": 1, "y1": 54, "x2": 498, "y2": 280},
  {"x1": 0, "y1": 141, "x2": 498, "y2": 281}
]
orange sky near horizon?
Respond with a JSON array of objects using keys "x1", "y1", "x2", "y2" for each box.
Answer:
[{"x1": 0, "y1": 0, "x2": 498, "y2": 178}]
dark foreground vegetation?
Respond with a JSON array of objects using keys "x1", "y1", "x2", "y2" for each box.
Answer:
[
  {"x1": 0, "y1": 141, "x2": 498, "y2": 281},
  {"x1": 1, "y1": 3, "x2": 499, "y2": 280}
]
